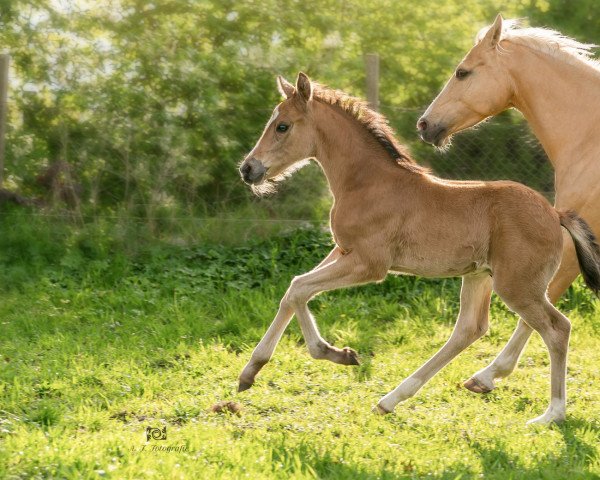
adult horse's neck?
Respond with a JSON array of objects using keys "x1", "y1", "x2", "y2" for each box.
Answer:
[
  {"x1": 506, "y1": 42, "x2": 600, "y2": 183},
  {"x1": 311, "y1": 101, "x2": 415, "y2": 199}
]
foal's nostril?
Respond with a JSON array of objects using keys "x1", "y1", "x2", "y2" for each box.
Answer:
[
  {"x1": 417, "y1": 119, "x2": 428, "y2": 132},
  {"x1": 240, "y1": 162, "x2": 251, "y2": 177},
  {"x1": 240, "y1": 157, "x2": 267, "y2": 185}
]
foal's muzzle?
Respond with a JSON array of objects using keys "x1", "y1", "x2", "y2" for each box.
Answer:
[
  {"x1": 417, "y1": 116, "x2": 447, "y2": 147},
  {"x1": 240, "y1": 157, "x2": 267, "y2": 185}
]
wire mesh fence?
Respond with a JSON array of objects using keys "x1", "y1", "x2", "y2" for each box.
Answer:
[
  {"x1": 382, "y1": 106, "x2": 555, "y2": 201},
  {"x1": 0, "y1": 100, "x2": 556, "y2": 242}
]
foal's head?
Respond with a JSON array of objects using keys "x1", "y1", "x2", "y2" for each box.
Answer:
[
  {"x1": 239, "y1": 72, "x2": 316, "y2": 194},
  {"x1": 418, "y1": 14, "x2": 513, "y2": 147}
]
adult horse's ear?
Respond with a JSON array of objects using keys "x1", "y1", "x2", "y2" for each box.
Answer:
[
  {"x1": 277, "y1": 76, "x2": 295, "y2": 99},
  {"x1": 482, "y1": 14, "x2": 503, "y2": 48},
  {"x1": 296, "y1": 72, "x2": 313, "y2": 103}
]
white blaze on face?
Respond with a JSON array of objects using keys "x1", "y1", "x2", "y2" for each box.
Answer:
[
  {"x1": 249, "y1": 106, "x2": 280, "y2": 158},
  {"x1": 266, "y1": 105, "x2": 280, "y2": 128}
]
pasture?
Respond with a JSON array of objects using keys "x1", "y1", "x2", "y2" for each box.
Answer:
[{"x1": 1, "y1": 210, "x2": 599, "y2": 479}]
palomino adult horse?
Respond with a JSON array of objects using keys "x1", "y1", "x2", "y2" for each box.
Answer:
[
  {"x1": 418, "y1": 15, "x2": 600, "y2": 396},
  {"x1": 238, "y1": 73, "x2": 600, "y2": 424}
]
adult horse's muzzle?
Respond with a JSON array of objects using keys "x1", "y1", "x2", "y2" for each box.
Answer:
[
  {"x1": 417, "y1": 116, "x2": 448, "y2": 147},
  {"x1": 240, "y1": 157, "x2": 267, "y2": 185}
]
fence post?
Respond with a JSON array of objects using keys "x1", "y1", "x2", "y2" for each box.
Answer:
[
  {"x1": 365, "y1": 53, "x2": 379, "y2": 111},
  {"x1": 0, "y1": 54, "x2": 8, "y2": 188}
]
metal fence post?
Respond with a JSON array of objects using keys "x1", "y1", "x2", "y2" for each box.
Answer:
[{"x1": 0, "y1": 54, "x2": 9, "y2": 188}]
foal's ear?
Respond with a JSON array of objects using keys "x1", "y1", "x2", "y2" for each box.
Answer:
[
  {"x1": 296, "y1": 72, "x2": 313, "y2": 103},
  {"x1": 481, "y1": 13, "x2": 503, "y2": 48},
  {"x1": 277, "y1": 76, "x2": 295, "y2": 99}
]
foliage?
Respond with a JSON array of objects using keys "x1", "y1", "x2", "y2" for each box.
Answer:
[
  {"x1": 0, "y1": 216, "x2": 599, "y2": 478},
  {"x1": 0, "y1": 0, "x2": 580, "y2": 225},
  {"x1": 1, "y1": 3, "x2": 600, "y2": 478}
]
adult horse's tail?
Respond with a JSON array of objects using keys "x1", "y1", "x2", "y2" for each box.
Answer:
[{"x1": 559, "y1": 210, "x2": 600, "y2": 296}]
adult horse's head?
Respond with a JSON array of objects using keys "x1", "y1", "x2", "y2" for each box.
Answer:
[
  {"x1": 239, "y1": 72, "x2": 315, "y2": 194},
  {"x1": 418, "y1": 14, "x2": 513, "y2": 147}
]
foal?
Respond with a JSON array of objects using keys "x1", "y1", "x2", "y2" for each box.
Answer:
[{"x1": 238, "y1": 72, "x2": 600, "y2": 424}]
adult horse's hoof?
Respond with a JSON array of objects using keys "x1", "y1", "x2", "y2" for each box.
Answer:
[
  {"x1": 463, "y1": 377, "x2": 492, "y2": 394},
  {"x1": 238, "y1": 380, "x2": 254, "y2": 392}
]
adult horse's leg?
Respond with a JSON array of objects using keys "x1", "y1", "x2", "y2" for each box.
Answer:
[
  {"x1": 238, "y1": 247, "x2": 343, "y2": 392},
  {"x1": 464, "y1": 240, "x2": 579, "y2": 393},
  {"x1": 375, "y1": 273, "x2": 492, "y2": 414}
]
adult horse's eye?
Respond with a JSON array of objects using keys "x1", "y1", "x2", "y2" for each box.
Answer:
[
  {"x1": 276, "y1": 123, "x2": 289, "y2": 133},
  {"x1": 456, "y1": 68, "x2": 470, "y2": 80}
]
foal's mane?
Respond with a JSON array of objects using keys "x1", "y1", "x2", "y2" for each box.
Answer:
[
  {"x1": 479, "y1": 19, "x2": 600, "y2": 71},
  {"x1": 311, "y1": 84, "x2": 429, "y2": 174}
]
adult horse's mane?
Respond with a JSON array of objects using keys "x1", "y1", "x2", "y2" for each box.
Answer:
[
  {"x1": 311, "y1": 84, "x2": 429, "y2": 174},
  {"x1": 478, "y1": 19, "x2": 600, "y2": 71}
]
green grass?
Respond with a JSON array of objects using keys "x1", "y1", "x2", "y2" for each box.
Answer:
[{"x1": 0, "y1": 209, "x2": 599, "y2": 479}]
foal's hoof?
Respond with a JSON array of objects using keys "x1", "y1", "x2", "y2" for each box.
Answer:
[
  {"x1": 463, "y1": 377, "x2": 492, "y2": 394},
  {"x1": 372, "y1": 404, "x2": 391, "y2": 415},
  {"x1": 341, "y1": 347, "x2": 360, "y2": 365},
  {"x1": 331, "y1": 346, "x2": 360, "y2": 365},
  {"x1": 526, "y1": 411, "x2": 565, "y2": 425},
  {"x1": 238, "y1": 380, "x2": 254, "y2": 392}
]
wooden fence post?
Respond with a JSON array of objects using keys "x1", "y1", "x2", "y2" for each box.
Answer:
[
  {"x1": 0, "y1": 54, "x2": 9, "y2": 188},
  {"x1": 365, "y1": 53, "x2": 379, "y2": 112}
]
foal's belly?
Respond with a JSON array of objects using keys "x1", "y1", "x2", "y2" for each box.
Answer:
[
  {"x1": 389, "y1": 263, "x2": 489, "y2": 278},
  {"x1": 389, "y1": 248, "x2": 490, "y2": 278}
]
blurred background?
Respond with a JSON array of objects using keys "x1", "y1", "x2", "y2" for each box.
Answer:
[
  {"x1": 4, "y1": 4, "x2": 600, "y2": 476},
  {"x1": 0, "y1": 0, "x2": 599, "y2": 245}
]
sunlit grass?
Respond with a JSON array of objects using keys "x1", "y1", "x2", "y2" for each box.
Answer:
[{"x1": 0, "y1": 223, "x2": 599, "y2": 479}]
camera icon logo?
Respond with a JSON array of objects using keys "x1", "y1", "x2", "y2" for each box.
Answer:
[{"x1": 146, "y1": 426, "x2": 167, "y2": 441}]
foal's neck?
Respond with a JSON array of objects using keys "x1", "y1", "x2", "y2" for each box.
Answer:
[
  {"x1": 312, "y1": 102, "x2": 416, "y2": 198},
  {"x1": 507, "y1": 42, "x2": 600, "y2": 170}
]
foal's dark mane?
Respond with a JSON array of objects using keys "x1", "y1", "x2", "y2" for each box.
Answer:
[{"x1": 312, "y1": 84, "x2": 429, "y2": 174}]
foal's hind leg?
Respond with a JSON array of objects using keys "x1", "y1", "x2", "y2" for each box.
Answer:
[
  {"x1": 493, "y1": 282, "x2": 571, "y2": 424},
  {"x1": 376, "y1": 273, "x2": 492, "y2": 414},
  {"x1": 526, "y1": 303, "x2": 571, "y2": 424},
  {"x1": 465, "y1": 242, "x2": 578, "y2": 394}
]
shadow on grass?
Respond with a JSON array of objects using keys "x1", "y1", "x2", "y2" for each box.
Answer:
[
  {"x1": 267, "y1": 439, "x2": 476, "y2": 479},
  {"x1": 283, "y1": 422, "x2": 599, "y2": 479},
  {"x1": 471, "y1": 418, "x2": 599, "y2": 479}
]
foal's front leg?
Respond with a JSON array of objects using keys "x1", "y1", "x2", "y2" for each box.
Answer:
[
  {"x1": 376, "y1": 273, "x2": 492, "y2": 414},
  {"x1": 238, "y1": 248, "x2": 384, "y2": 391},
  {"x1": 238, "y1": 247, "x2": 343, "y2": 392},
  {"x1": 464, "y1": 319, "x2": 532, "y2": 393}
]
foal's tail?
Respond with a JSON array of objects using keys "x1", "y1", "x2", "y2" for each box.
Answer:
[{"x1": 559, "y1": 210, "x2": 600, "y2": 296}]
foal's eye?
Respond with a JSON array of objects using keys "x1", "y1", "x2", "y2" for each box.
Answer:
[
  {"x1": 276, "y1": 123, "x2": 289, "y2": 133},
  {"x1": 455, "y1": 68, "x2": 470, "y2": 80}
]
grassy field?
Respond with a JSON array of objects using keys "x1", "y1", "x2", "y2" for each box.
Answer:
[{"x1": 0, "y1": 209, "x2": 599, "y2": 479}]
